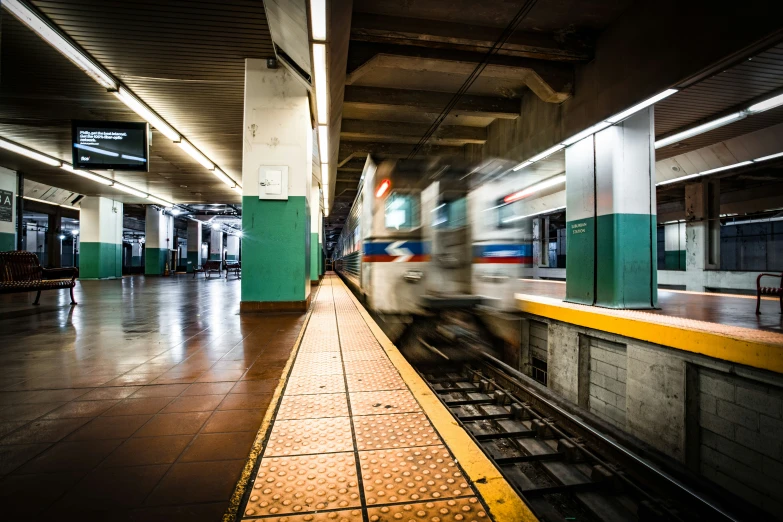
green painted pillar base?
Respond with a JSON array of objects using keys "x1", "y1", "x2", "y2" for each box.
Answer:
[
  {"x1": 79, "y1": 242, "x2": 122, "y2": 279},
  {"x1": 208, "y1": 254, "x2": 221, "y2": 261},
  {"x1": 241, "y1": 196, "x2": 310, "y2": 310},
  {"x1": 145, "y1": 247, "x2": 168, "y2": 275},
  {"x1": 310, "y1": 233, "x2": 320, "y2": 282},
  {"x1": 186, "y1": 251, "x2": 199, "y2": 273},
  {"x1": 0, "y1": 232, "x2": 15, "y2": 251},
  {"x1": 565, "y1": 218, "x2": 595, "y2": 305}
]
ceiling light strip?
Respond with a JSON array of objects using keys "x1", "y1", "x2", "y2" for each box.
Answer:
[
  {"x1": 2, "y1": 0, "x2": 242, "y2": 191},
  {"x1": 656, "y1": 151, "x2": 783, "y2": 186},
  {"x1": 512, "y1": 89, "x2": 678, "y2": 172},
  {"x1": 23, "y1": 195, "x2": 80, "y2": 211}
]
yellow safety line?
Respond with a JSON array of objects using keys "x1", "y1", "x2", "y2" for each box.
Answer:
[
  {"x1": 337, "y1": 275, "x2": 539, "y2": 522},
  {"x1": 222, "y1": 285, "x2": 319, "y2": 522},
  {"x1": 517, "y1": 296, "x2": 783, "y2": 375}
]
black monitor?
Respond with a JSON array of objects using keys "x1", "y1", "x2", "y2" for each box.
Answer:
[{"x1": 71, "y1": 121, "x2": 149, "y2": 171}]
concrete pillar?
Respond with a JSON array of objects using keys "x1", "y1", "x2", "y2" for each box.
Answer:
[
  {"x1": 46, "y1": 209, "x2": 62, "y2": 268},
  {"x1": 663, "y1": 222, "x2": 686, "y2": 270},
  {"x1": 186, "y1": 220, "x2": 202, "y2": 272},
  {"x1": 684, "y1": 180, "x2": 720, "y2": 291},
  {"x1": 0, "y1": 167, "x2": 17, "y2": 251},
  {"x1": 226, "y1": 234, "x2": 240, "y2": 261},
  {"x1": 310, "y1": 185, "x2": 321, "y2": 283},
  {"x1": 240, "y1": 60, "x2": 312, "y2": 312},
  {"x1": 565, "y1": 108, "x2": 657, "y2": 308},
  {"x1": 209, "y1": 228, "x2": 223, "y2": 261},
  {"x1": 318, "y1": 211, "x2": 324, "y2": 276},
  {"x1": 79, "y1": 197, "x2": 123, "y2": 279},
  {"x1": 144, "y1": 206, "x2": 173, "y2": 275},
  {"x1": 131, "y1": 242, "x2": 143, "y2": 269}
]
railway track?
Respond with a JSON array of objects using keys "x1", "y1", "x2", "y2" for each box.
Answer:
[{"x1": 414, "y1": 352, "x2": 752, "y2": 522}]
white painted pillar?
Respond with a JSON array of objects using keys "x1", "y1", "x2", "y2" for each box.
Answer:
[
  {"x1": 209, "y1": 228, "x2": 223, "y2": 261},
  {"x1": 145, "y1": 206, "x2": 173, "y2": 275},
  {"x1": 186, "y1": 220, "x2": 202, "y2": 272},
  {"x1": 79, "y1": 197, "x2": 123, "y2": 279},
  {"x1": 226, "y1": 234, "x2": 240, "y2": 261}
]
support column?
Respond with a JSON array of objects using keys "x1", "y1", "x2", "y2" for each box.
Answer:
[
  {"x1": 186, "y1": 220, "x2": 202, "y2": 272},
  {"x1": 79, "y1": 197, "x2": 123, "y2": 279},
  {"x1": 144, "y1": 206, "x2": 173, "y2": 275},
  {"x1": 0, "y1": 167, "x2": 17, "y2": 251},
  {"x1": 209, "y1": 228, "x2": 223, "y2": 261},
  {"x1": 226, "y1": 234, "x2": 240, "y2": 261},
  {"x1": 684, "y1": 180, "x2": 720, "y2": 291},
  {"x1": 241, "y1": 60, "x2": 312, "y2": 312},
  {"x1": 565, "y1": 108, "x2": 657, "y2": 308},
  {"x1": 310, "y1": 185, "x2": 321, "y2": 284},
  {"x1": 131, "y1": 242, "x2": 143, "y2": 270},
  {"x1": 46, "y1": 208, "x2": 63, "y2": 268},
  {"x1": 318, "y1": 211, "x2": 324, "y2": 277}
]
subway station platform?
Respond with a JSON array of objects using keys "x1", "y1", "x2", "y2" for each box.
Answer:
[
  {"x1": 515, "y1": 279, "x2": 783, "y2": 374},
  {"x1": 234, "y1": 274, "x2": 531, "y2": 522}
]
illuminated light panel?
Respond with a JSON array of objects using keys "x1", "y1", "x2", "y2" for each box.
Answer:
[
  {"x1": 60, "y1": 165, "x2": 113, "y2": 185},
  {"x1": 310, "y1": 0, "x2": 326, "y2": 41},
  {"x1": 748, "y1": 92, "x2": 783, "y2": 114},
  {"x1": 322, "y1": 163, "x2": 329, "y2": 187},
  {"x1": 113, "y1": 87, "x2": 180, "y2": 142},
  {"x1": 147, "y1": 195, "x2": 173, "y2": 207},
  {"x1": 24, "y1": 195, "x2": 80, "y2": 211},
  {"x1": 375, "y1": 179, "x2": 390, "y2": 198},
  {"x1": 318, "y1": 125, "x2": 329, "y2": 161},
  {"x1": 212, "y1": 167, "x2": 235, "y2": 187},
  {"x1": 605, "y1": 89, "x2": 678, "y2": 124},
  {"x1": 656, "y1": 161, "x2": 753, "y2": 186},
  {"x1": 562, "y1": 121, "x2": 613, "y2": 146},
  {"x1": 113, "y1": 184, "x2": 147, "y2": 198},
  {"x1": 512, "y1": 145, "x2": 564, "y2": 172},
  {"x1": 178, "y1": 140, "x2": 214, "y2": 171},
  {"x1": 3, "y1": 0, "x2": 116, "y2": 89},
  {"x1": 754, "y1": 151, "x2": 783, "y2": 163},
  {"x1": 313, "y1": 44, "x2": 328, "y2": 125},
  {"x1": 504, "y1": 175, "x2": 566, "y2": 204},
  {"x1": 655, "y1": 112, "x2": 746, "y2": 149},
  {"x1": 0, "y1": 137, "x2": 61, "y2": 167},
  {"x1": 233, "y1": 186, "x2": 242, "y2": 195}
]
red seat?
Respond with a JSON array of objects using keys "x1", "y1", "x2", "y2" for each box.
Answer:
[
  {"x1": 756, "y1": 273, "x2": 782, "y2": 314},
  {"x1": 0, "y1": 251, "x2": 78, "y2": 305}
]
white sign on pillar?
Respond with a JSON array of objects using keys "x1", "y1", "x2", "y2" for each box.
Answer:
[{"x1": 259, "y1": 166, "x2": 289, "y2": 200}]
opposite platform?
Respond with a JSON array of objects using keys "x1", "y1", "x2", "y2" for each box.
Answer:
[{"x1": 234, "y1": 274, "x2": 535, "y2": 522}]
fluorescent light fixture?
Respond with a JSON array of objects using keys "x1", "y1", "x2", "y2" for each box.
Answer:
[
  {"x1": 147, "y1": 195, "x2": 172, "y2": 207},
  {"x1": 211, "y1": 223, "x2": 220, "y2": 230},
  {"x1": 58, "y1": 234, "x2": 65, "y2": 240},
  {"x1": 60, "y1": 165, "x2": 113, "y2": 185},
  {"x1": 655, "y1": 112, "x2": 746, "y2": 149},
  {"x1": 113, "y1": 184, "x2": 147, "y2": 198},
  {"x1": 233, "y1": 186, "x2": 242, "y2": 195},
  {"x1": 310, "y1": 0, "x2": 326, "y2": 41},
  {"x1": 3, "y1": 0, "x2": 116, "y2": 90},
  {"x1": 502, "y1": 205, "x2": 566, "y2": 224},
  {"x1": 313, "y1": 44, "x2": 328, "y2": 125},
  {"x1": 113, "y1": 87, "x2": 180, "y2": 142},
  {"x1": 504, "y1": 175, "x2": 566, "y2": 204},
  {"x1": 170, "y1": 208, "x2": 182, "y2": 216},
  {"x1": 72, "y1": 229, "x2": 79, "y2": 236},
  {"x1": 747, "y1": 92, "x2": 783, "y2": 114},
  {"x1": 657, "y1": 160, "x2": 753, "y2": 186},
  {"x1": 754, "y1": 151, "x2": 783, "y2": 162},
  {"x1": 562, "y1": 121, "x2": 613, "y2": 146},
  {"x1": 606, "y1": 89, "x2": 678, "y2": 124},
  {"x1": 0, "y1": 137, "x2": 61, "y2": 167},
  {"x1": 23, "y1": 195, "x2": 80, "y2": 211},
  {"x1": 178, "y1": 140, "x2": 214, "y2": 170},
  {"x1": 212, "y1": 168, "x2": 235, "y2": 187},
  {"x1": 511, "y1": 161, "x2": 532, "y2": 172},
  {"x1": 512, "y1": 145, "x2": 564, "y2": 171},
  {"x1": 321, "y1": 163, "x2": 329, "y2": 187},
  {"x1": 318, "y1": 125, "x2": 329, "y2": 161}
]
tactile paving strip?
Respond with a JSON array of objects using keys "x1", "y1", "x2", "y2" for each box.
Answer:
[
  {"x1": 367, "y1": 498, "x2": 488, "y2": 521},
  {"x1": 245, "y1": 452, "x2": 361, "y2": 517},
  {"x1": 286, "y1": 374, "x2": 347, "y2": 395},
  {"x1": 342, "y1": 350, "x2": 390, "y2": 362},
  {"x1": 277, "y1": 393, "x2": 350, "y2": 420},
  {"x1": 343, "y1": 359, "x2": 397, "y2": 375},
  {"x1": 291, "y1": 359, "x2": 345, "y2": 376},
  {"x1": 350, "y1": 390, "x2": 423, "y2": 416},
  {"x1": 359, "y1": 446, "x2": 472, "y2": 505},
  {"x1": 353, "y1": 413, "x2": 441, "y2": 451},
  {"x1": 346, "y1": 371, "x2": 406, "y2": 392},
  {"x1": 253, "y1": 510, "x2": 364, "y2": 522},
  {"x1": 264, "y1": 417, "x2": 355, "y2": 456}
]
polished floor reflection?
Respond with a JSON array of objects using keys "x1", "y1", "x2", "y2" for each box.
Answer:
[{"x1": 0, "y1": 275, "x2": 305, "y2": 521}]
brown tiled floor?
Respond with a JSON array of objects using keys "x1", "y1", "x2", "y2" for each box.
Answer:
[{"x1": 0, "y1": 275, "x2": 305, "y2": 520}]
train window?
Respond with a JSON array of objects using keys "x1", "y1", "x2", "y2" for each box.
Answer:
[
  {"x1": 496, "y1": 199, "x2": 524, "y2": 229},
  {"x1": 385, "y1": 192, "x2": 420, "y2": 230},
  {"x1": 433, "y1": 198, "x2": 467, "y2": 229}
]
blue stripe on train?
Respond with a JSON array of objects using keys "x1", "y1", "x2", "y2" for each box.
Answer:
[
  {"x1": 473, "y1": 244, "x2": 532, "y2": 258},
  {"x1": 363, "y1": 241, "x2": 429, "y2": 256}
]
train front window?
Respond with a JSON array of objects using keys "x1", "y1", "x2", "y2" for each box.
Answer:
[
  {"x1": 433, "y1": 198, "x2": 467, "y2": 229},
  {"x1": 497, "y1": 199, "x2": 523, "y2": 229},
  {"x1": 385, "y1": 192, "x2": 420, "y2": 230}
]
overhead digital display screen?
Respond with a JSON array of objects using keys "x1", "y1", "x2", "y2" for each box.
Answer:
[{"x1": 71, "y1": 121, "x2": 149, "y2": 171}]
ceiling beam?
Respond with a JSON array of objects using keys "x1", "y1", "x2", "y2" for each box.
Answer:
[
  {"x1": 347, "y1": 42, "x2": 573, "y2": 103},
  {"x1": 339, "y1": 140, "x2": 464, "y2": 163},
  {"x1": 344, "y1": 86, "x2": 519, "y2": 120},
  {"x1": 350, "y1": 13, "x2": 592, "y2": 63},
  {"x1": 341, "y1": 119, "x2": 486, "y2": 145}
]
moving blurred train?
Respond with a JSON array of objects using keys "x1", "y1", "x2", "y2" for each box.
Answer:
[{"x1": 332, "y1": 154, "x2": 559, "y2": 360}]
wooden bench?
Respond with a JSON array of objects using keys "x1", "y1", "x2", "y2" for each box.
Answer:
[
  {"x1": 0, "y1": 251, "x2": 79, "y2": 305},
  {"x1": 756, "y1": 273, "x2": 782, "y2": 314},
  {"x1": 225, "y1": 261, "x2": 241, "y2": 279},
  {"x1": 193, "y1": 260, "x2": 223, "y2": 279}
]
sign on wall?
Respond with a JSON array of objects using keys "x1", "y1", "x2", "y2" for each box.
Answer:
[{"x1": 0, "y1": 189, "x2": 13, "y2": 222}]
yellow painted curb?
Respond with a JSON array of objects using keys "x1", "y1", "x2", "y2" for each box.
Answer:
[
  {"x1": 222, "y1": 285, "x2": 319, "y2": 522},
  {"x1": 517, "y1": 296, "x2": 783, "y2": 374},
  {"x1": 337, "y1": 276, "x2": 538, "y2": 522}
]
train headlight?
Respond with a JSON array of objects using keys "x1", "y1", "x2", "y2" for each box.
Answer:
[{"x1": 403, "y1": 270, "x2": 423, "y2": 283}]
